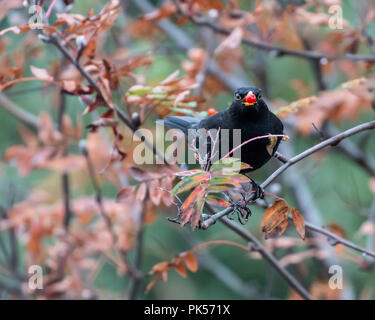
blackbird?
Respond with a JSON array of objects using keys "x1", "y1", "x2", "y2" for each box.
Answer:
[{"x1": 160, "y1": 86, "x2": 284, "y2": 198}]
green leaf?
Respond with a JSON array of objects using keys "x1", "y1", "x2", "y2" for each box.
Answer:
[
  {"x1": 214, "y1": 173, "x2": 249, "y2": 185},
  {"x1": 127, "y1": 87, "x2": 154, "y2": 96},
  {"x1": 172, "y1": 172, "x2": 207, "y2": 195},
  {"x1": 207, "y1": 184, "x2": 235, "y2": 193},
  {"x1": 209, "y1": 176, "x2": 232, "y2": 185},
  {"x1": 211, "y1": 158, "x2": 250, "y2": 175}
]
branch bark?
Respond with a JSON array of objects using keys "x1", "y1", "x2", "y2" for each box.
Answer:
[
  {"x1": 220, "y1": 216, "x2": 313, "y2": 300},
  {"x1": 260, "y1": 119, "x2": 375, "y2": 191},
  {"x1": 172, "y1": 0, "x2": 375, "y2": 63}
]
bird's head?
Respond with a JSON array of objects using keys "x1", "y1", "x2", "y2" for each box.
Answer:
[{"x1": 232, "y1": 86, "x2": 264, "y2": 113}]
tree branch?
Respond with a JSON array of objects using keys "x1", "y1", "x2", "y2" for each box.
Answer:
[
  {"x1": 128, "y1": 0, "x2": 249, "y2": 91},
  {"x1": 172, "y1": 0, "x2": 375, "y2": 63},
  {"x1": 0, "y1": 92, "x2": 39, "y2": 129},
  {"x1": 201, "y1": 119, "x2": 375, "y2": 230},
  {"x1": 260, "y1": 119, "x2": 375, "y2": 191},
  {"x1": 322, "y1": 122, "x2": 375, "y2": 176},
  {"x1": 302, "y1": 219, "x2": 375, "y2": 259},
  {"x1": 219, "y1": 216, "x2": 313, "y2": 300}
]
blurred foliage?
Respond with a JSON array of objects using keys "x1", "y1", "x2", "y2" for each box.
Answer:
[{"x1": 0, "y1": 0, "x2": 374, "y2": 300}]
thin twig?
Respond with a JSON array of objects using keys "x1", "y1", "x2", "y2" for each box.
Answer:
[
  {"x1": 40, "y1": 33, "x2": 136, "y2": 131},
  {"x1": 128, "y1": 0, "x2": 248, "y2": 91},
  {"x1": 260, "y1": 119, "x2": 375, "y2": 191},
  {"x1": 41, "y1": 32, "x2": 169, "y2": 165},
  {"x1": 322, "y1": 122, "x2": 375, "y2": 176},
  {"x1": 80, "y1": 140, "x2": 141, "y2": 281},
  {"x1": 302, "y1": 219, "x2": 375, "y2": 259},
  {"x1": 57, "y1": 89, "x2": 73, "y2": 230},
  {"x1": 220, "y1": 216, "x2": 313, "y2": 300},
  {"x1": 128, "y1": 203, "x2": 147, "y2": 300},
  {"x1": 202, "y1": 119, "x2": 375, "y2": 229},
  {"x1": 80, "y1": 141, "x2": 116, "y2": 243},
  {"x1": 0, "y1": 92, "x2": 39, "y2": 129},
  {"x1": 172, "y1": 0, "x2": 375, "y2": 63}
]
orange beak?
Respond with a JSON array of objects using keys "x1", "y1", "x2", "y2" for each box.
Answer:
[{"x1": 243, "y1": 91, "x2": 257, "y2": 106}]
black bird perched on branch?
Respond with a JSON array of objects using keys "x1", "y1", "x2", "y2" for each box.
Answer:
[{"x1": 160, "y1": 86, "x2": 285, "y2": 198}]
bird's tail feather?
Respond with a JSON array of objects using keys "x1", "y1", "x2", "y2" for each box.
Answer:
[{"x1": 157, "y1": 116, "x2": 200, "y2": 134}]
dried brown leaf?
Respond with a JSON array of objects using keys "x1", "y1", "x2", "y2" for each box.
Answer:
[
  {"x1": 116, "y1": 186, "x2": 136, "y2": 202},
  {"x1": 174, "y1": 257, "x2": 187, "y2": 278},
  {"x1": 261, "y1": 200, "x2": 289, "y2": 239},
  {"x1": 291, "y1": 208, "x2": 305, "y2": 240},
  {"x1": 182, "y1": 251, "x2": 198, "y2": 272}
]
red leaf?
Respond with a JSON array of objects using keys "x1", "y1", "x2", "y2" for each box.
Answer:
[
  {"x1": 181, "y1": 184, "x2": 206, "y2": 212},
  {"x1": 116, "y1": 186, "x2": 136, "y2": 202}
]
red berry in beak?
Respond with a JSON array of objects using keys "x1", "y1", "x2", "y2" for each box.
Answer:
[
  {"x1": 245, "y1": 92, "x2": 257, "y2": 104},
  {"x1": 207, "y1": 108, "x2": 218, "y2": 115}
]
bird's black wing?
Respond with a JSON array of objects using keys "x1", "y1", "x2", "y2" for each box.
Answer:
[
  {"x1": 265, "y1": 111, "x2": 284, "y2": 156},
  {"x1": 158, "y1": 116, "x2": 201, "y2": 134}
]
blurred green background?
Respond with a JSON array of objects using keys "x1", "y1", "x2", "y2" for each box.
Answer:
[{"x1": 0, "y1": 0, "x2": 375, "y2": 299}]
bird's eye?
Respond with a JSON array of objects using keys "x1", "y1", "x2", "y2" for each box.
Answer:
[
  {"x1": 258, "y1": 94, "x2": 262, "y2": 99},
  {"x1": 235, "y1": 93, "x2": 241, "y2": 100}
]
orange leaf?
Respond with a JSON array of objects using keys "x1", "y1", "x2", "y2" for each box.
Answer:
[
  {"x1": 174, "y1": 258, "x2": 187, "y2": 278},
  {"x1": 0, "y1": 25, "x2": 32, "y2": 36},
  {"x1": 149, "y1": 261, "x2": 170, "y2": 275},
  {"x1": 146, "y1": 278, "x2": 159, "y2": 293},
  {"x1": 291, "y1": 208, "x2": 305, "y2": 240},
  {"x1": 116, "y1": 186, "x2": 136, "y2": 202},
  {"x1": 181, "y1": 184, "x2": 206, "y2": 212},
  {"x1": 327, "y1": 223, "x2": 346, "y2": 255},
  {"x1": 182, "y1": 251, "x2": 198, "y2": 272},
  {"x1": 261, "y1": 200, "x2": 289, "y2": 239}
]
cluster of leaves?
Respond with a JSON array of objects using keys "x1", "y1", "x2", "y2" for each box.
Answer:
[
  {"x1": 146, "y1": 240, "x2": 249, "y2": 293},
  {"x1": 126, "y1": 70, "x2": 203, "y2": 118},
  {"x1": 172, "y1": 158, "x2": 250, "y2": 228},
  {"x1": 4, "y1": 112, "x2": 83, "y2": 176},
  {"x1": 146, "y1": 250, "x2": 198, "y2": 293},
  {"x1": 0, "y1": 0, "x2": 374, "y2": 300},
  {"x1": 116, "y1": 165, "x2": 177, "y2": 207},
  {"x1": 275, "y1": 78, "x2": 373, "y2": 134},
  {"x1": 1, "y1": 192, "x2": 137, "y2": 298}
]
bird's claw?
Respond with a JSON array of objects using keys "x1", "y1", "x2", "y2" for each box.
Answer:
[
  {"x1": 225, "y1": 193, "x2": 252, "y2": 224},
  {"x1": 251, "y1": 180, "x2": 264, "y2": 200}
]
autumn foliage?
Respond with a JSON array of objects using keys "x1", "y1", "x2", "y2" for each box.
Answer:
[{"x1": 0, "y1": 0, "x2": 375, "y2": 300}]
